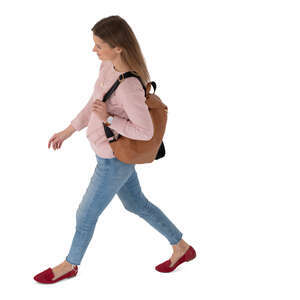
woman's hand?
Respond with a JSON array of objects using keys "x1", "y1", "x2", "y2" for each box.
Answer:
[
  {"x1": 48, "y1": 129, "x2": 72, "y2": 151},
  {"x1": 92, "y1": 99, "x2": 109, "y2": 122}
]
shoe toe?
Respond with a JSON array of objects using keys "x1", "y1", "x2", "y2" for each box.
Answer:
[
  {"x1": 33, "y1": 268, "x2": 54, "y2": 283},
  {"x1": 155, "y1": 259, "x2": 171, "y2": 272}
]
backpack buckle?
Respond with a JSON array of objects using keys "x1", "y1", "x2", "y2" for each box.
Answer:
[{"x1": 118, "y1": 73, "x2": 125, "y2": 83}]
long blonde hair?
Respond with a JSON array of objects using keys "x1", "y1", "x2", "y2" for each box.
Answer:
[{"x1": 91, "y1": 15, "x2": 150, "y2": 88}]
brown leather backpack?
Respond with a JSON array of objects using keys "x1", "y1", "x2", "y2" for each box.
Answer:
[{"x1": 102, "y1": 72, "x2": 167, "y2": 164}]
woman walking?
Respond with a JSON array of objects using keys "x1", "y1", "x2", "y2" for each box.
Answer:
[{"x1": 34, "y1": 15, "x2": 196, "y2": 284}]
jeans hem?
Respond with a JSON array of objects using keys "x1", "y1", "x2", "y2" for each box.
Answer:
[
  {"x1": 65, "y1": 255, "x2": 80, "y2": 266},
  {"x1": 169, "y1": 232, "x2": 183, "y2": 245}
]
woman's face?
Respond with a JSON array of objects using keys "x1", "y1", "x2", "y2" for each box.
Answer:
[{"x1": 92, "y1": 34, "x2": 120, "y2": 61}]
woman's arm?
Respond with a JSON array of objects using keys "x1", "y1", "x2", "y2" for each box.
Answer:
[
  {"x1": 69, "y1": 61, "x2": 106, "y2": 131},
  {"x1": 70, "y1": 93, "x2": 94, "y2": 131},
  {"x1": 107, "y1": 79, "x2": 154, "y2": 141}
]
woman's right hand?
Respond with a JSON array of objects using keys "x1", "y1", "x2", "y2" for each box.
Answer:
[{"x1": 48, "y1": 129, "x2": 72, "y2": 150}]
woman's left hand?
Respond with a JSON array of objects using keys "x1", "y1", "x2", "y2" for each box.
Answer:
[{"x1": 92, "y1": 99, "x2": 109, "y2": 122}]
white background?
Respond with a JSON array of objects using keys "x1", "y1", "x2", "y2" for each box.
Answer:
[{"x1": 0, "y1": 0, "x2": 299, "y2": 299}]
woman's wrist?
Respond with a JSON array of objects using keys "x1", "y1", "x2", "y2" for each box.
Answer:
[
  {"x1": 65, "y1": 124, "x2": 76, "y2": 135},
  {"x1": 103, "y1": 114, "x2": 113, "y2": 126}
]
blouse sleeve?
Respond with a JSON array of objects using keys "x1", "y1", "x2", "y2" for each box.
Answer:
[
  {"x1": 108, "y1": 77, "x2": 154, "y2": 141},
  {"x1": 70, "y1": 62, "x2": 106, "y2": 131}
]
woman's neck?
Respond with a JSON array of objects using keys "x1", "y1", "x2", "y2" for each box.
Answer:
[{"x1": 112, "y1": 59, "x2": 130, "y2": 73}]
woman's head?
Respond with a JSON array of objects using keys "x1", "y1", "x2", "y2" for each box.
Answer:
[{"x1": 91, "y1": 15, "x2": 150, "y2": 87}]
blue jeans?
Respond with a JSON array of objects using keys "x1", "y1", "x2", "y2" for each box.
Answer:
[{"x1": 65, "y1": 154, "x2": 183, "y2": 265}]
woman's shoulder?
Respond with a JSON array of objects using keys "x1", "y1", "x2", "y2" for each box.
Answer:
[{"x1": 117, "y1": 76, "x2": 144, "y2": 95}]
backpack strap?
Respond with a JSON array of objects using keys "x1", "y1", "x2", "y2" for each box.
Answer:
[
  {"x1": 103, "y1": 72, "x2": 145, "y2": 103},
  {"x1": 146, "y1": 81, "x2": 156, "y2": 95}
]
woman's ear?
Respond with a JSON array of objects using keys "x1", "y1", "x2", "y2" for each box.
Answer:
[{"x1": 114, "y1": 46, "x2": 123, "y2": 54}]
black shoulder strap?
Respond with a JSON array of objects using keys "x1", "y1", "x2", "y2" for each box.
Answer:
[
  {"x1": 102, "y1": 72, "x2": 157, "y2": 103},
  {"x1": 102, "y1": 72, "x2": 144, "y2": 102}
]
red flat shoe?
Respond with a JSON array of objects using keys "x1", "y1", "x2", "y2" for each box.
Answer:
[
  {"x1": 33, "y1": 265, "x2": 78, "y2": 284},
  {"x1": 155, "y1": 245, "x2": 196, "y2": 273}
]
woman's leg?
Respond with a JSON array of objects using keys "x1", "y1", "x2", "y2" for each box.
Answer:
[
  {"x1": 117, "y1": 169, "x2": 183, "y2": 245},
  {"x1": 65, "y1": 156, "x2": 135, "y2": 266}
]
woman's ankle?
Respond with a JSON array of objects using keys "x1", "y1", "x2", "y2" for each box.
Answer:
[
  {"x1": 63, "y1": 260, "x2": 76, "y2": 268},
  {"x1": 172, "y1": 239, "x2": 190, "y2": 252}
]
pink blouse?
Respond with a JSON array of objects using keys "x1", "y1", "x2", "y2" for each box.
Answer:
[{"x1": 70, "y1": 60, "x2": 154, "y2": 158}]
